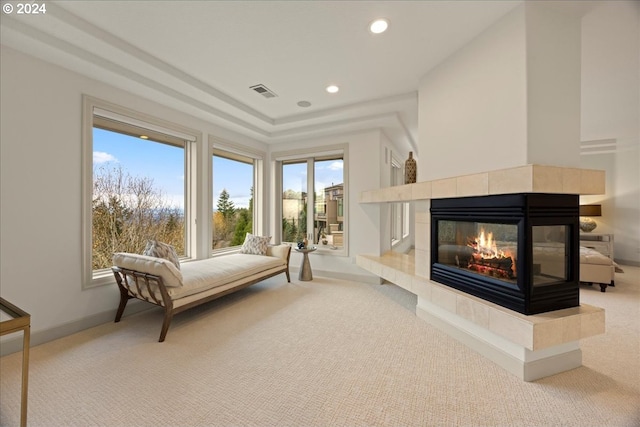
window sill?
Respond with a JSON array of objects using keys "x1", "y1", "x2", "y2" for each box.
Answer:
[{"x1": 88, "y1": 269, "x2": 116, "y2": 289}]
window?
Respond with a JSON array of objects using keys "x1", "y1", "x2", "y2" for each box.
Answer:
[
  {"x1": 281, "y1": 161, "x2": 307, "y2": 243},
  {"x1": 276, "y1": 146, "x2": 347, "y2": 253},
  {"x1": 313, "y1": 158, "x2": 344, "y2": 248},
  {"x1": 83, "y1": 97, "x2": 198, "y2": 288},
  {"x1": 212, "y1": 148, "x2": 259, "y2": 251},
  {"x1": 391, "y1": 157, "x2": 410, "y2": 246}
]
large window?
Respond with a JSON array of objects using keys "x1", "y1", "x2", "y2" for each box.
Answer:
[
  {"x1": 83, "y1": 97, "x2": 197, "y2": 287},
  {"x1": 277, "y1": 147, "x2": 347, "y2": 253},
  {"x1": 281, "y1": 161, "x2": 307, "y2": 243},
  {"x1": 212, "y1": 148, "x2": 258, "y2": 251},
  {"x1": 92, "y1": 126, "x2": 185, "y2": 268}
]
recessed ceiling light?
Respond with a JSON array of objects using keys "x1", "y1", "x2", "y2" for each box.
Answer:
[
  {"x1": 297, "y1": 101, "x2": 312, "y2": 108},
  {"x1": 140, "y1": 135, "x2": 149, "y2": 139},
  {"x1": 326, "y1": 85, "x2": 339, "y2": 94},
  {"x1": 369, "y1": 18, "x2": 389, "y2": 34}
]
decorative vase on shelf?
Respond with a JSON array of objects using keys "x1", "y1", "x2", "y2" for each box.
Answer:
[{"x1": 405, "y1": 151, "x2": 417, "y2": 184}]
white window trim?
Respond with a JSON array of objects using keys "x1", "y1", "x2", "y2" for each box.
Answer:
[
  {"x1": 272, "y1": 144, "x2": 348, "y2": 256},
  {"x1": 82, "y1": 95, "x2": 201, "y2": 289}
]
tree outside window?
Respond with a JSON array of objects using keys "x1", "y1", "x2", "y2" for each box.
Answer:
[
  {"x1": 92, "y1": 127, "x2": 186, "y2": 271},
  {"x1": 212, "y1": 152, "x2": 255, "y2": 250}
]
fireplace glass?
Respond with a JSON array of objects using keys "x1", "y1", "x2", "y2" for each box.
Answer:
[
  {"x1": 532, "y1": 225, "x2": 569, "y2": 285},
  {"x1": 438, "y1": 222, "x2": 570, "y2": 288},
  {"x1": 438, "y1": 221, "x2": 518, "y2": 284}
]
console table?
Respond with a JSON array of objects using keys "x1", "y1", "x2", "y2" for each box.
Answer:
[
  {"x1": 0, "y1": 298, "x2": 30, "y2": 427},
  {"x1": 580, "y1": 233, "x2": 614, "y2": 259}
]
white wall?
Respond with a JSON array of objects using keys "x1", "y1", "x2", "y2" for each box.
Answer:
[
  {"x1": 418, "y1": 3, "x2": 584, "y2": 181},
  {"x1": 525, "y1": 2, "x2": 581, "y2": 167},
  {"x1": 581, "y1": 0, "x2": 640, "y2": 264},
  {"x1": 0, "y1": 47, "x2": 268, "y2": 350},
  {"x1": 417, "y1": 0, "x2": 639, "y2": 263},
  {"x1": 419, "y1": 5, "x2": 528, "y2": 181}
]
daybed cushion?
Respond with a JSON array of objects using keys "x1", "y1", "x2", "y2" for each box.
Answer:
[
  {"x1": 113, "y1": 252, "x2": 287, "y2": 300},
  {"x1": 113, "y1": 252, "x2": 183, "y2": 287},
  {"x1": 173, "y1": 254, "x2": 285, "y2": 299},
  {"x1": 143, "y1": 240, "x2": 181, "y2": 270},
  {"x1": 240, "y1": 233, "x2": 271, "y2": 255}
]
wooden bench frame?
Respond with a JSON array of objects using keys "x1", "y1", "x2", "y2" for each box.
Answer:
[{"x1": 112, "y1": 250, "x2": 290, "y2": 342}]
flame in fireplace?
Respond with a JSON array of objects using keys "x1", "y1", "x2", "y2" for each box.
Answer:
[
  {"x1": 467, "y1": 229, "x2": 516, "y2": 278},
  {"x1": 474, "y1": 230, "x2": 501, "y2": 259}
]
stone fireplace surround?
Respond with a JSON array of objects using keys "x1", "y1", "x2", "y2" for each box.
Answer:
[{"x1": 357, "y1": 165, "x2": 606, "y2": 381}]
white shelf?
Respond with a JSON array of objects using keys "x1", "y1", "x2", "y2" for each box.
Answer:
[{"x1": 359, "y1": 164, "x2": 606, "y2": 203}]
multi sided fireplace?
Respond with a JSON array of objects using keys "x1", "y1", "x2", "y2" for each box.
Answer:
[{"x1": 430, "y1": 193, "x2": 579, "y2": 315}]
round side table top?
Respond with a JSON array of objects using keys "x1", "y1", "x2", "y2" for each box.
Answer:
[{"x1": 295, "y1": 247, "x2": 317, "y2": 254}]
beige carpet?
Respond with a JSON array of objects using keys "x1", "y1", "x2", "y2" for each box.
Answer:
[{"x1": 1, "y1": 266, "x2": 639, "y2": 427}]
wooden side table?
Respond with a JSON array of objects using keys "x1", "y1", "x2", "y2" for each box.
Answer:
[
  {"x1": 295, "y1": 247, "x2": 316, "y2": 281},
  {"x1": 0, "y1": 298, "x2": 30, "y2": 427}
]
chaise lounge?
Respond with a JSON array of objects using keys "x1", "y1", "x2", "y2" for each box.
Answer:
[{"x1": 111, "y1": 241, "x2": 291, "y2": 342}]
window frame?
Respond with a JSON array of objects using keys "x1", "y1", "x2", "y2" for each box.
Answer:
[
  {"x1": 210, "y1": 137, "x2": 265, "y2": 254},
  {"x1": 273, "y1": 144, "x2": 348, "y2": 256},
  {"x1": 390, "y1": 156, "x2": 410, "y2": 247},
  {"x1": 82, "y1": 96, "x2": 200, "y2": 289}
]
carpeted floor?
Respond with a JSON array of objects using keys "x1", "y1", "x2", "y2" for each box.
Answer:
[{"x1": 1, "y1": 266, "x2": 639, "y2": 427}]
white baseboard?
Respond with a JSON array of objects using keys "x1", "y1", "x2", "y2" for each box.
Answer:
[
  {"x1": 289, "y1": 267, "x2": 381, "y2": 284},
  {"x1": 0, "y1": 300, "x2": 152, "y2": 357},
  {"x1": 617, "y1": 259, "x2": 640, "y2": 267}
]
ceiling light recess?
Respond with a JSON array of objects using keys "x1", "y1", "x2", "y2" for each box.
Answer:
[
  {"x1": 369, "y1": 18, "x2": 389, "y2": 34},
  {"x1": 326, "y1": 85, "x2": 339, "y2": 94}
]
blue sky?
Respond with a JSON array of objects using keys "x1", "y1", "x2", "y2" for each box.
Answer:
[
  {"x1": 282, "y1": 160, "x2": 344, "y2": 198},
  {"x1": 94, "y1": 128, "x2": 343, "y2": 210},
  {"x1": 213, "y1": 156, "x2": 253, "y2": 209},
  {"x1": 93, "y1": 128, "x2": 186, "y2": 208}
]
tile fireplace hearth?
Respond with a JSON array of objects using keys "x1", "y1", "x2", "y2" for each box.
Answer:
[{"x1": 357, "y1": 165, "x2": 606, "y2": 381}]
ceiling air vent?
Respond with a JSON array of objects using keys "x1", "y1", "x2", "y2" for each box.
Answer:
[{"x1": 250, "y1": 84, "x2": 278, "y2": 99}]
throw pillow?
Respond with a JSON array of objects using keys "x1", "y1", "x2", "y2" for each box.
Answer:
[
  {"x1": 143, "y1": 240, "x2": 181, "y2": 270},
  {"x1": 240, "y1": 233, "x2": 271, "y2": 255}
]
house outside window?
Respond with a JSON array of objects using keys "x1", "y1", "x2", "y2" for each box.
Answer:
[{"x1": 275, "y1": 145, "x2": 347, "y2": 254}]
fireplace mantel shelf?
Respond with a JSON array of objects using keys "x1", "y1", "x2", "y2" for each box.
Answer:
[{"x1": 359, "y1": 164, "x2": 605, "y2": 203}]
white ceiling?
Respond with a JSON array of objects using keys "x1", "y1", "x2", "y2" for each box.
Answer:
[{"x1": 1, "y1": 0, "x2": 522, "y2": 149}]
